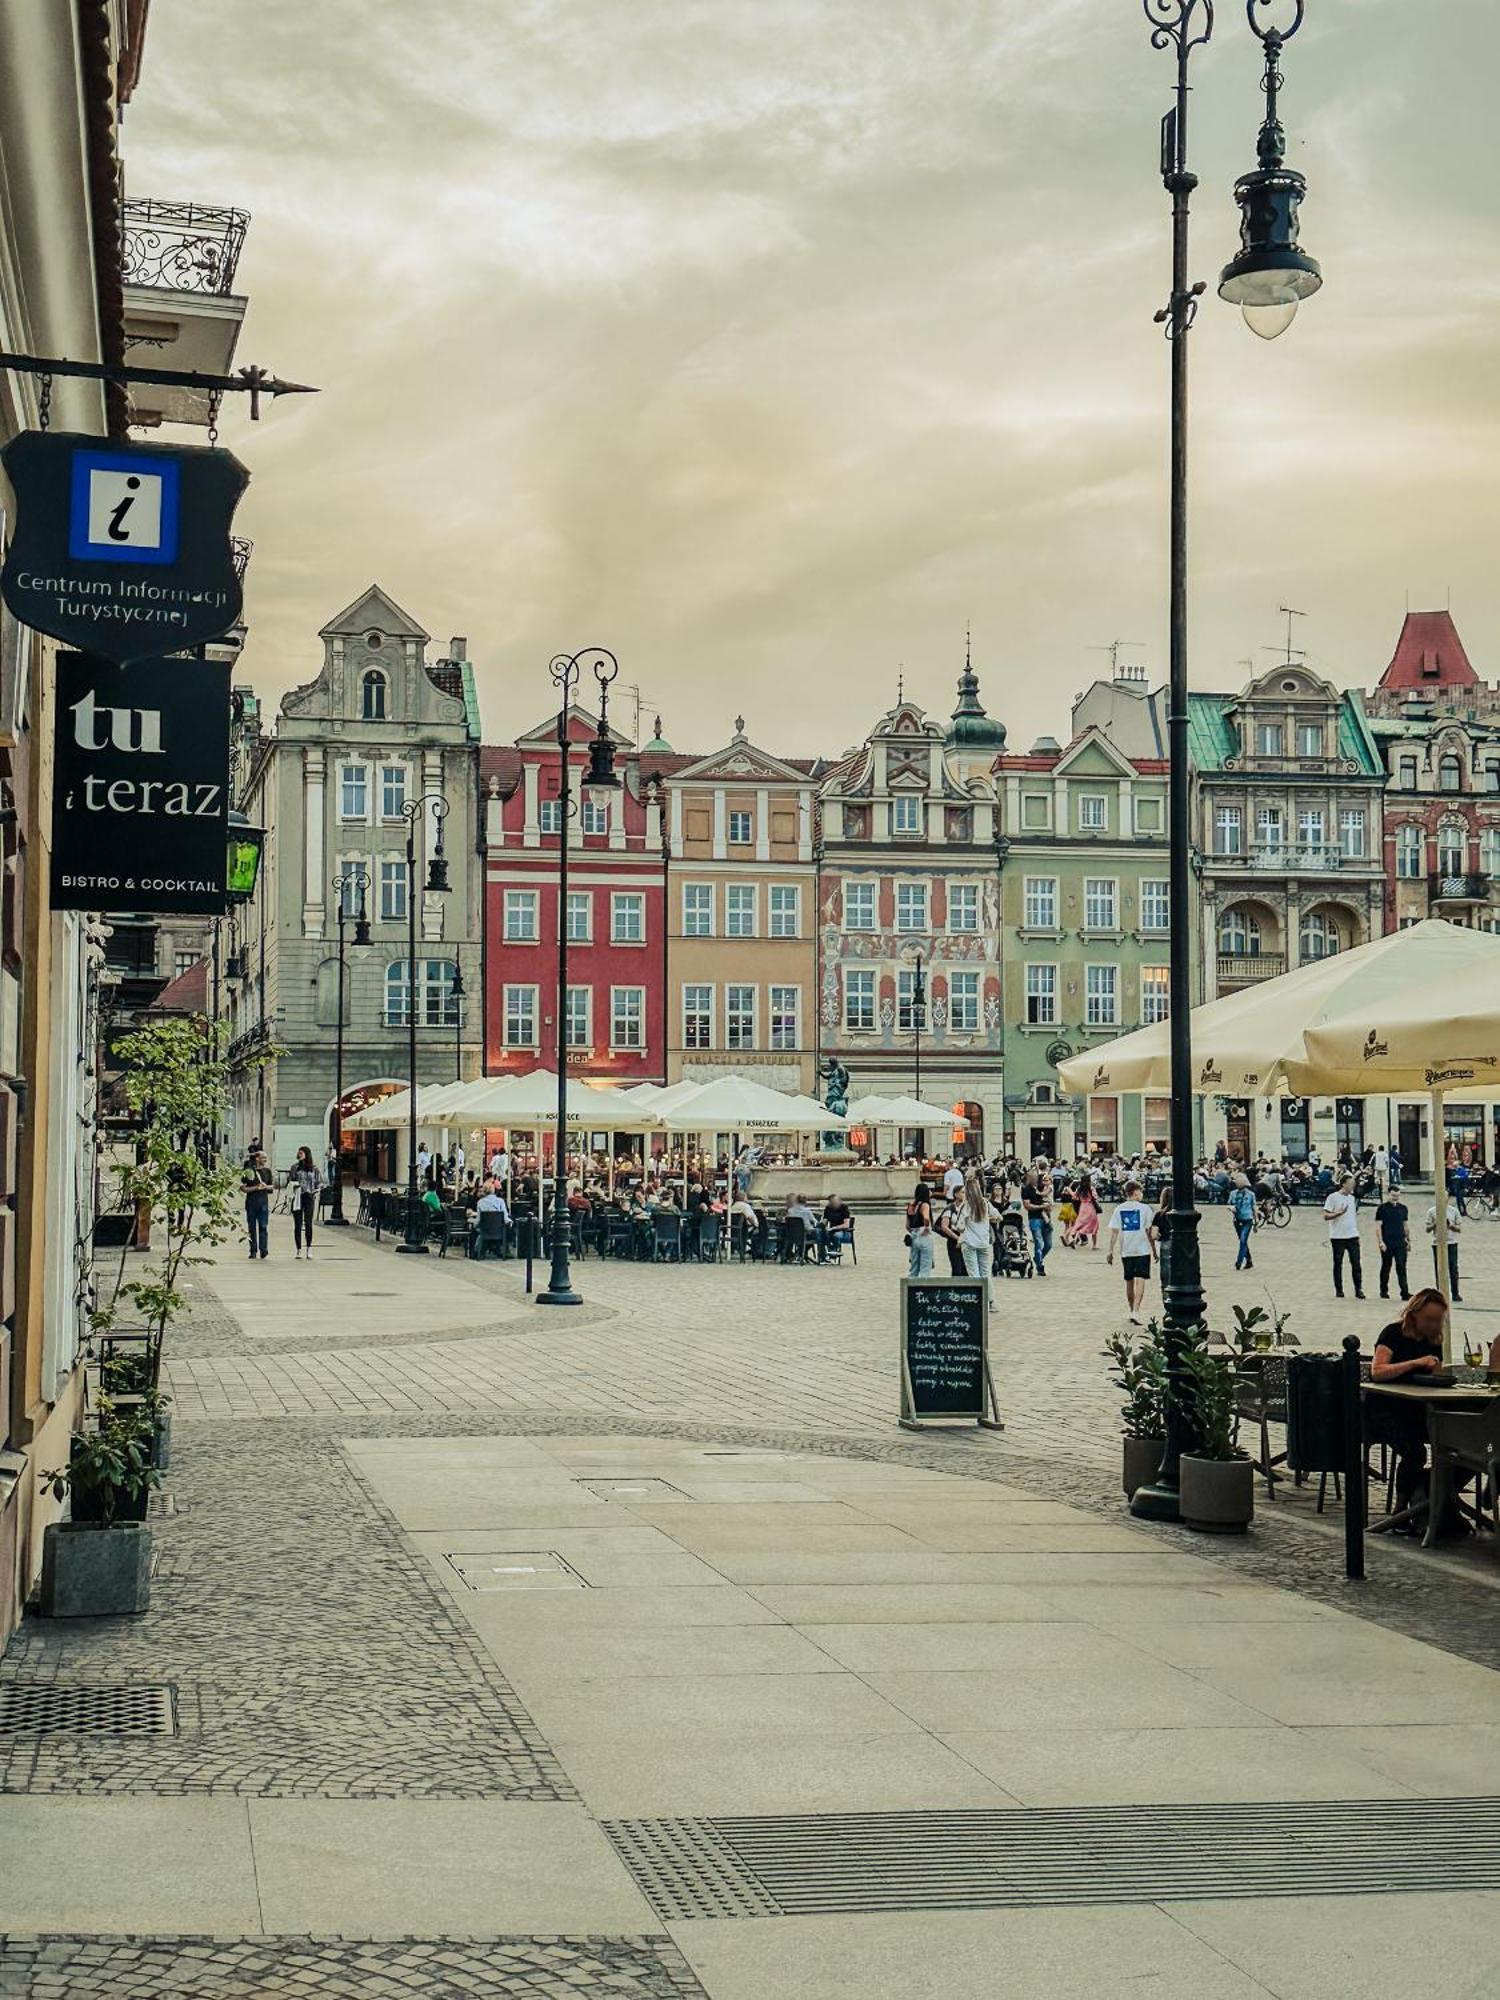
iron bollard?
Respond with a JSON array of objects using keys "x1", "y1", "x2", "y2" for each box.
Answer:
[{"x1": 1341, "y1": 1333, "x2": 1365, "y2": 1582}]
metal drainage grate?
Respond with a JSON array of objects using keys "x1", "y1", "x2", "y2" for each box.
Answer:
[
  {"x1": 443, "y1": 1550, "x2": 586, "y2": 1591},
  {"x1": 603, "y1": 1798, "x2": 1500, "y2": 1920},
  {"x1": 579, "y1": 1477, "x2": 689, "y2": 1502},
  {"x1": 0, "y1": 1682, "x2": 177, "y2": 1736}
]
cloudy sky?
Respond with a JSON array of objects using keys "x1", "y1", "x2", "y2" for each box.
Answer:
[{"x1": 126, "y1": 0, "x2": 1500, "y2": 759}]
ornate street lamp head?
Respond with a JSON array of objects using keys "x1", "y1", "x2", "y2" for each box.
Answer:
[{"x1": 1219, "y1": 7, "x2": 1322, "y2": 338}]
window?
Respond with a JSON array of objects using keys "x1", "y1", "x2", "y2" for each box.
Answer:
[
  {"x1": 1397, "y1": 755, "x2": 1418, "y2": 790},
  {"x1": 563, "y1": 986, "x2": 590, "y2": 1052},
  {"x1": 1395, "y1": 825, "x2": 1423, "y2": 880},
  {"x1": 1215, "y1": 805, "x2": 1242, "y2": 855},
  {"x1": 683, "y1": 884, "x2": 714, "y2": 937},
  {"x1": 769, "y1": 885, "x2": 800, "y2": 937},
  {"x1": 612, "y1": 987, "x2": 645, "y2": 1049},
  {"x1": 1022, "y1": 876, "x2": 1057, "y2": 929},
  {"x1": 1438, "y1": 827, "x2": 1466, "y2": 875},
  {"x1": 726, "y1": 885, "x2": 757, "y2": 938},
  {"x1": 1141, "y1": 878, "x2": 1170, "y2": 931},
  {"x1": 379, "y1": 859, "x2": 408, "y2": 925},
  {"x1": 1256, "y1": 721, "x2": 1284, "y2": 757},
  {"x1": 1487, "y1": 759, "x2": 1500, "y2": 796},
  {"x1": 1219, "y1": 908, "x2": 1261, "y2": 957},
  {"x1": 1256, "y1": 806, "x2": 1284, "y2": 848},
  {"x1": 387, "y1": 960, "x2": 461, "y2": 1028},
  {"x1": 1085, "y1": 963, "x2": 1118, "y2": 1027},
  {"x1": 725, "y1": 983, "x2": 755, "y2": 1049},
  {"x1": 1021, "y1": 793, "x2": 1051, "y2": 831},
  {"x1": 339, "y1": 764, "x2": 368, "y2": 822},
  {"x1": 948, "y1": 970, "x2": 979, "y2": 1032},
  {"x1": 566, "y1": 891, "x2": 592, "y2": 942},
  {"x1": 611, "y1": 892, "x2": 645, "y2": 943},
  {"x1": 1297, "y1": 806, "x2": 1325, "y2": 849},
  {"x1": 843, "y1": 881, "x2": 875, "y2": 931},
  {"x1": 379, "y1": 764, "x2": 406, "y2": 821},
  {"x1": 1300, "y1": 911, "x2": 1340, "y2": 961},
  {"x1": 361, "y1": 670, "x2": 387, "y2": 720},
  {"x1": 1077, "y1": 793, "x2": 1107, "y2": 831},
  {"x1": 502, "y1": 984, "x2": 537, "y2": 1047},
  {"x1": 1481, "y1": 827, "x2": 1500, "y2": 876},
  {"x1": 844, "y1": 968, "x2": 875, "y2": 1031},
  {"x1": 896, "y1": 967, "x2": 925, "y2": 1032},
  {"x1": 1339, "y1": 808, "x2": 1367, "y2": 859},
  {"x1": 1024, "y1": 963, "x2": 1056, "y2": 1025},
  {"x1": 1439, "y1": 754, "x2": 1463, "y2": 794},
  {"x1": 770, "y1": 985, "x2": 799, "y2": 1050},
  {"x1": 503, "y1": 889, "x2": 538, "y2": 941},
  {"x1": 1141, "y1": 965, "x2": 1170, "y2": 1025},
  {"x1": 683, "y1": 984, "x2": 713, "y2": 1050},
  {"x1": 895, "y1": 883, "x2": 927, "y2": 932},
  {"x1": 539, "y1": 799, "x2": 563, "y2": 834},
  {"x1": 727, "y1": 809, "x2": 753, "y2": 844},
  {"x1": 581, "y1": 798, "x2": 610, "y2": 835},
  {"x1": 173, "y1": 949, "x2": 197, "y2": 979},
  {"x1": 947, "y1": 884, "x2": 978, "y2": 934},
  {"x1": 1134, "y1": 796, "x2": 1162, "y2": 834},
  {"x1": 337, "y1": 863, "x2": 367, "y2": 919},
  {"x1": 891, "y1": 795, "x2": 922, "y2": 837},
  {"x1": 1295, "y1": 722, "x2": 1324, "y2": 758},
  {"x1": 1083, "y1": 878, "x2": 1117, "y2": 930}
]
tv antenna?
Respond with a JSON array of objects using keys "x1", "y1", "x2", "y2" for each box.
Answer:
[
  {"x1": 1266, "y1": 605, "x2": 1308, "y2": 666},
  {"x1": 1091, "y1": 640, "x2": 1144, "y2": 676}
]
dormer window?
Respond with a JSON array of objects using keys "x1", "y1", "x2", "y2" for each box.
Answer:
[
  {"x1": 1295, "y1": 722, "x2": 1324, "y2": 758},
  {"x1": 891, "y1": 795, "x2": 922, "y2": 837},
  {"x1": 361, "y1": 669, "x2": 388, "y2": 720},
  {"x1": 1255, "y1": 721, "x2": 1284, "y2": 757},
  {"x1": 1439, "y1": 753, "x2": 1463, "y2": 794}
]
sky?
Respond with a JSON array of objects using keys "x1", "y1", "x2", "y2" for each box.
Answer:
[{"x1": 125, "y1": 0, "x2": 1500, "y2": 761}]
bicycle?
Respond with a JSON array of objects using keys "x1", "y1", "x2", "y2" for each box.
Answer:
[{"x1": 1253, "y1": 1194, "x2": 1292, "y2": 1231}]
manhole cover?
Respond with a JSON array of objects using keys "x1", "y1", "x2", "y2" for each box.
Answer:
[
  {"x1": 0, "y1": 1683, "x2": 177, "y2": 1735},
  {"x1": 444, "y1": 1551, "x2": 586, "y2": 1591},
  {"x1": 579, "y1": 1477, "x2": 688, "y2": 1501}
]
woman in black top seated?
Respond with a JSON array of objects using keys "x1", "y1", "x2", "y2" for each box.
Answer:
[{"x1": 1369, "y1": 1289, "x2": 1447, "y2": 1526}]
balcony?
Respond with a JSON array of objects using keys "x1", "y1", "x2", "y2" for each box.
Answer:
[
  {"x1": 1431, "y1": 871, "x2": 1490, "y2": 905},
  {"x1": 1215, "y1": 843, "x2": 1347, "y2": 873},
  {"x1": 1217, "y1": 952, "x2": 1287, "y2": 990},
  {"x1": 122, "y1": 198, "x2": 250, "y2": 428}
]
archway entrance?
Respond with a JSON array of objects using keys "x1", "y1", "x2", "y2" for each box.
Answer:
[{"x1": 331, "y1": 1080, "x2": 404, "y2": 1188}]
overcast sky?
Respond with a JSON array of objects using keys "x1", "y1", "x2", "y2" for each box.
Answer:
[{"x1": 126, "y1": 0, "x2": 1500, "y2": 759}]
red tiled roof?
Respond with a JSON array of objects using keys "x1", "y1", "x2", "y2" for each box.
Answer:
[
  {"x1": 1378, "y1": 610, "x2": 1480, "y2": 692},
  {"x1": 151, "y1": 959, "x2": 209, "y2": 1013}
]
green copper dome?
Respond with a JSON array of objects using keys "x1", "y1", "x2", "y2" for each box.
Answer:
[{"x1": 948, "y1": 648, "x2": 1007, "y2": 751}]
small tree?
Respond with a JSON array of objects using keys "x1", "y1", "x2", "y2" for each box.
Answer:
[
  {"x1": 94, "y1": 1015, "x2": 269, "y2": 1391},
  {"x1": 1103, "y1": 1322, "x2": 1169, "y2": 1440}
]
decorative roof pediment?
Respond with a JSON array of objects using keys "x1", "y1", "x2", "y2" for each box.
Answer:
[
  {"x1": 1053, "y1": 726, "x2": 1137, "y2": 781},
  {"x1": 318, "y1": 583, "x2": 430, "y2": 645},
  {"x1": 673, "y1": 738, "x2": 808, "y2": 784},
  {"x1": 514, "y1": 703, "x2": 630, "y2": 751}
]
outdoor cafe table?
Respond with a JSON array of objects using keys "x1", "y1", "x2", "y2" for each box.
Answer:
[{"x1": 1361, "y1": 1378, "x2": 1500, "y2": 1539}]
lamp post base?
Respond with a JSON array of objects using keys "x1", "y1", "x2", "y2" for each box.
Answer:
[
  {"x1": 1129, "y1": 1479, "x2": 1183, "y2": 1522},
  {"x1": 395, "y1": 1241, "x2": 429, "y2": 1256},
  {"x1": 325, "y1": 1214, "x2": 351, "y2": 1228},
  {"x1": 536, "y1": 1288, "x2": 582, "y2": 1307}
]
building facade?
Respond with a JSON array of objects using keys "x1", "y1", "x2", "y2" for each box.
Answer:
[
  {"x1": 816, "y1": 669, "x2": 1006, "y2": 1155},
  {"x1": 231, "y1": 587, "x2": 483, "y2": 1172},
  {"x1": 995, "y1": 717, "x2": 1176, "y2": 1161}
]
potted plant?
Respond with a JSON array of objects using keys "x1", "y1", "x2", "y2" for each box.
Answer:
[
  {"x1": 39, "y1": 1397, "x2": 160, "y2": 1617},
  {"x1": 1104, "y1": 1323, "x2": 1167, "y2": 1498},
  {"x1": 1178, "y1": 1343, "x2": 1255, "y2": 1533}
]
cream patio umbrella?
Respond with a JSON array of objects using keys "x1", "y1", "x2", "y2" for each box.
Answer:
[
  {"x1": 1059, "y1": 919, "x2": 1500, "y2": 1338},
  {"x1": 845, "y1": 1094, "x2": 971, "y2": 1129},
  {"x1": 657, "y1": 1075, "x2": 848, "y2": 1199}
]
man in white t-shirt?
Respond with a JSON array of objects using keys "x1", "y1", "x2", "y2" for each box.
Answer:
[
  {"x1": 1425, "y1": 1195, "x2": 1463, "y2": 1301},
  {"x1": 489, "y1": 1147, "x2": 510, "y2": 1185},
  {"x1": 1323, "y1": 1173, "x2": 1364, "y2": 1299},
  {"x1": 942, "y1": 1161, "x2": 965, "y2": 1202},
  {"x1": 1106, "y1": 1181, "x2": 1157, "y2": 1325}
]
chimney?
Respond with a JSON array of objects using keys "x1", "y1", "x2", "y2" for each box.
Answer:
[{"x1": 448, "y1": 636, "x2": 468, "y2": 660}]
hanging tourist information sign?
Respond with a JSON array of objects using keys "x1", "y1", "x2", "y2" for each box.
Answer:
[
  {"x1": 0, "y1": 431, "x2": 248, "y2": 664},
  {"x1": 51, "y1": 652, "x2": 231, "y2": 916}
]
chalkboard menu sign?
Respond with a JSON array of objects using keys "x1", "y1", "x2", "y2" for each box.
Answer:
[{"x1": 899, "y1": 1277, "x2": 1002, "y2": 1430}]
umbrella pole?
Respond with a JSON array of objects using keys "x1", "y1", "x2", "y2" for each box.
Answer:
[{"x1": 1431, "y1": 1085, "x2": 1453, "y2": 1354}]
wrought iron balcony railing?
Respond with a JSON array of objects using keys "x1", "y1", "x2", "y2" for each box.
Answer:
[
  {"x1": 123, "y1": 198, "x2": 249, "y2": 296},
  {"x1": 1430, "y1": 871, "x2": 1491, "y2": 904}
]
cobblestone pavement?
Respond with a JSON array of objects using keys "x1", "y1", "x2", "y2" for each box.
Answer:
[{"x1": 0, "y1": 1934, "x2": 706, "y2": 1998}]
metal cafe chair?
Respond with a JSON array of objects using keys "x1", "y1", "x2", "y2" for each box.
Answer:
[
  {"x1": 696, "y1": 1215, "x2": 724, "y2": 1264},
  {"x1": 1424, "y1": 1403, "x2": 1500, "y2": 1549},
  {"x1": 652, "y1": 1212, "x2": 683, "y2": 1263}
]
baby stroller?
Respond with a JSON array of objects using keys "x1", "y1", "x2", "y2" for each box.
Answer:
[{"x1": 993, "y1": 1203, "x2": 1034, "y2": 1279}]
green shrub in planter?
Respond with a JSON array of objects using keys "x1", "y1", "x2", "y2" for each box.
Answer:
[
  {"x1": 1178, "y1": 1344, "x2": 1254, "y2": 1533},
  {"x1": 1104, "y1": 1323, "x2": 1168, "y2": 1498},
  {"x1": 45, "y1": 1397, "x2": 160, "y2": 1528}
]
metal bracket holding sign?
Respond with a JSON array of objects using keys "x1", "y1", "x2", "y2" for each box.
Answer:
[{"x1": 899, "y1": 1275, "x2": 1003, "y2": 1432}]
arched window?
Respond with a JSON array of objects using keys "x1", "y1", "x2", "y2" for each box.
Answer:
[
  {"x1": 1395, "y1": 825, "x2": 1423, "y2": 880},
  {"x1": 361, "y1": 670, "x2": 388, "y2": 721},
  {"x1": 383, "y1": 958, "x2": 458, "y2": 1027},
  {"x1": 1439, "y1": 753, "x2": 1463, "y2": 793},
  {"x1": 1218, "y1": 907, "x2": 1261, "y2": 957},
  {"x1": 1300, "y1": 910, "x2": 1340, "y2": 961},
  {"x1": 314, "y1": 957, "x2": 348, "y2": 1029}
]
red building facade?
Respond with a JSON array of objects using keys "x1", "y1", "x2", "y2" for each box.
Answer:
[{"x1": 481, "y1": 710, "x2": 669, "y2": 1082}]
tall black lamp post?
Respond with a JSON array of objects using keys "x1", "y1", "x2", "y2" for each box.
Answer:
[
  {"x1": 326, "y1": 865, "x2": 370, "y2": 1225},
  {"x1": 396, "y1": 792, "x2": 451, "y2": 1254},
  {"x1": 911, "y1": 951, "x2": 926, "y2": 1106},
  {"x1": 537, "y1": 648, "x2": 620, "y2": 1307},
  {"x1": 1133, "y1": 0, "x2": 1321, "y2": 1521}
]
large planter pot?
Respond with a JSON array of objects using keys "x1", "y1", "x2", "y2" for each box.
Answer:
[
  {"x1": 1123, "y1": 1436, "x2": 1165, "y2": 1499},
  {"x1": 1180, "y1": 1454, "x2": 1255, "y2": 1535},
  {"x1": 39, "y1": 1522, "x2": 152, "y2": 1617}
]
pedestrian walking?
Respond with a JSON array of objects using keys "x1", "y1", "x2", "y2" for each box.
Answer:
[
  {"x1": 288, "y1": 1146, "x2": 322, "y2": 1259},
  {"x1": 1323, "y1": 1173, "x2": 1365, "y2": 1299},
  {"x1": 1388, "y1": 1143, "x2": 1403, "y2": 1190},
  {"x1": 1228, "y1": 1172, "x2": 1256, "y2": 1271},
  {"x1": 904, "y1": 1181, "x2": 936, "y2": 1277},
  {"x1": 1373, "y1": 1143, "x2": 1389, "y2": 1198},
  {"x1": 1374, "y1": 1187, "x2": 1411, "y2": 1300},
  {"x1": 959, "y1": 1172, "x2": 1001, "y2": 1304},
  {"x1": 1106, "y1": 1180, "x2": 1156, "y2": 1325},
  {"x1": 935, "y1": 1192, "x2": 967, "y2": 1277},
  {"x1": 1021, "y1": 1171, "x2": 1053, "y2": 1278},
  {"x1": 1425, "y1": 1194, "x2": 1463, "y2": 1301},
  {"x1": 241, "y1": 1150, "x2": 273, "y2": 1259}
]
